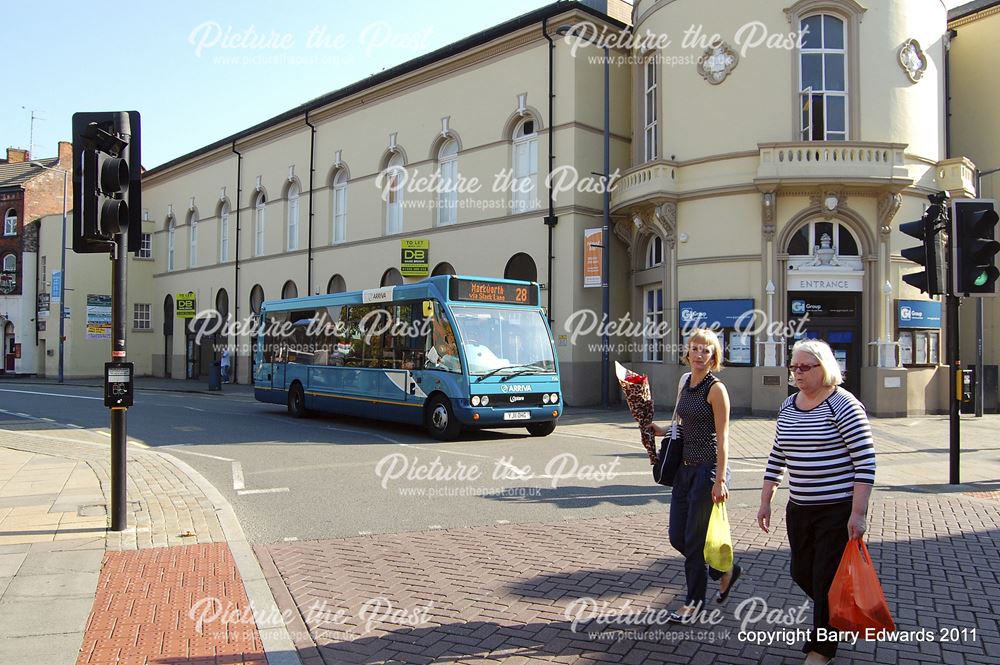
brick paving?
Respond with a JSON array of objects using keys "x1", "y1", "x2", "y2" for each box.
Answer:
[
  {"x1": 77, "y1": 543, "x2": 265, "y2": 665},
  {"x1": 258, "y1": 492, "x2": 1000, "y2": 665}
]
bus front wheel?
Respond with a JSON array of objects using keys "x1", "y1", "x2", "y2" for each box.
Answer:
[
  {"x1": 288, "y1": 383, "x2": 307, "y2": 418},
  {"x1": 526, "y1": 421, "x2": 556, "y2": 437},
  {"x1": 426, "y1": 396, "x2": 461, "y2": 441}
]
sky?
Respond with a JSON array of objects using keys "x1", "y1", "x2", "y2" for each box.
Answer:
[
  {"x1": 3, "y1": 0, "x2": 551, "y2": 169},
  {"x1": 5, "y1": 0, "x2": 972, "y2": 170}
]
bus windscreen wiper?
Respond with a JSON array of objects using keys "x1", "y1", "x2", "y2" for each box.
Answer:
[{"x1": 474, "y1": 364, "x2": 536, "y2": 383}]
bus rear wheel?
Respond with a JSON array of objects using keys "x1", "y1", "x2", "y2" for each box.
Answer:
[
  {"x1": 427, "y1": 396, "x2": 461, "y2": 441},
  {"x1": 526, "y1": 421, "x2": 556, "y2": 437},
  {"x1": 288, "y1": 383, "x2": 307, "y2": 418}
]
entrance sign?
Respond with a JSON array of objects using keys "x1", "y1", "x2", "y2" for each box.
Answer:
[{"x1": 787, "y1": 273, "x2": 863, "y2": 291}]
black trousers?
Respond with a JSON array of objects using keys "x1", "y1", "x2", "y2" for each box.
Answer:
[{"x1": 785, "y1": 500, "x2": 853, "y2": 659}]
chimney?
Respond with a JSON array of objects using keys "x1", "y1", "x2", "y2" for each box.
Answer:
[
  {"x1": 57, "y1": 141, "x2": 73, "y2": 168},
  {"x1": 5, "y1": 147, "x2": 29, "y2": 163}
]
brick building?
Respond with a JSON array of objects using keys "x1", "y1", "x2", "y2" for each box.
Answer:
[{"x1": 0, "y1": 142, "x2": 73, "y2": 373}]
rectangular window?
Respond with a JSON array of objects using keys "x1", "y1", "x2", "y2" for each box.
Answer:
[
  {"x1": 799, "y1": 14, "x2": 847, "y2": 141},
  {"x1": 133, "y1": 303, "x2": 151, "y2": 330},
  {"x1": 139, "y1": 233, "x2": 152, "y2": 259},
  {"x1": 643, "y1": 287, "x2": 664, "y2": 362},
  {"x1": 438, "y1": 159, "x2": 458, "y2": 226},
  {"x1": 644, "y1": 61, "x2": 658, "y2": 161},
  {"x1": 513, "y1": 139, "x2": 538, "y2": 213},
  {"x1": 333, "y1": 186, "x2": 346, "y2": 243},
  {"x1": 220, "y1": 211, "x2": 229, "y2": 262}
]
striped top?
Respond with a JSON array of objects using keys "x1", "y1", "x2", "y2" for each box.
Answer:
[
  {"x1": 765, "y1": 388, "x2": 876, "y2": 505},
  {"x1": 677, "y1": 373, "x2": 718, "y2": 465}
]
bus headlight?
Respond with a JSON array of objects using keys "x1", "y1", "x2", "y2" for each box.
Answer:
[
  {"x1": 542, "y1": 393, "x2": 550, "y2": 404},
  {"x1": 471, "y1": 395, "x2": 481, "y2": 406},
  {"x1": 550, "y1": 393, "x2": 559, "y2": 404},
  {"x1": 481, "y1": 395, "x2": 489, "y2": 406}
]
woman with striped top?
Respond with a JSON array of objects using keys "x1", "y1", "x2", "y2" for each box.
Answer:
[
  {"x1": 651, "y1": 328, "x2": 742, "y2": 622},
  {"x1": 757, "y1": 339, "x2": 876, "y2": 665}
]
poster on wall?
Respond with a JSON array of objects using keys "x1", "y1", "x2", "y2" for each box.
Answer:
[
  {"x1": 584, "y1": 228, "x2": 603, "y2": 288},
  {"x1": 86, "y1": 294, "x2": 112, "y2": 340}
]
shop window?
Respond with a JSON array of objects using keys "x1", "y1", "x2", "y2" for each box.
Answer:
[{"x1": 899, "y1": 330, "x2": 939, "y2": 366}]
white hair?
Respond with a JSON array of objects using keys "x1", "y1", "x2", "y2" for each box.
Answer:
[{"x1": 791, "y1": 339, "x2": 843, "y2": 387}]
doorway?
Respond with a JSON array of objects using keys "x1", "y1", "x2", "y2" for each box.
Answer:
[{"x1": 787, "y1": 292, "x2": 862, "y2": 397}]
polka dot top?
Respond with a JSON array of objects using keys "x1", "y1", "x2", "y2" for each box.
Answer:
[{"x1": 677, "y1": 372, "x2": 718, "y2": 465}]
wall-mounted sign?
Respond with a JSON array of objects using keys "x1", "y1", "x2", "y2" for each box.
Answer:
[
  {"x1": 897, "y1": 299, "x2": 941, "y2": 329},
  {"x1": 176, "y1": 292, "x2": 196, "y2": 319},
  {"x1": 679, "y1": 299, "x2": 756, "y2": 330},
  {"x1": 583, "y1": 228, "x2": 602, "y2": 288},
  {"x1": 400, "y1": 239, "x2": 429, "y2": 277},
  {"x1": 86, "y1": 294, "x2": 112, "y2": 340},
  {"x1": 38, "y1": 293, "x2": 50, "y2": 316},
  {"x1": 51, "y1": 270, "x2": 61, "y2": 301},
  {"x1": 787, "y1": 273, "x2": 863, "y2": 292}
]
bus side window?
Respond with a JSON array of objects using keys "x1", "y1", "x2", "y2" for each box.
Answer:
[
  {"x1": 427, "y1": 303, "x2": 460, "y2": 372},
  {"x1": 395, "y1": 302, "x2": 427, "y2": 370},
  {"x1": 265, "y1": 312, "x2": 289, "y2": 363}
]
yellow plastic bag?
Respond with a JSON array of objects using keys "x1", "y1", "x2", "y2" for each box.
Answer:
[{"x1": 704, "y1": 502, "x2": 734, "y2": 572}]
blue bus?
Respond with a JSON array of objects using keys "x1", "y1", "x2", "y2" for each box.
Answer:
[{"x1": 253, "y1": 275, "x2": 562, "y2": 439}]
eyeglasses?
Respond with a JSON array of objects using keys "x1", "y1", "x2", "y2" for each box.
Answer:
[{"x1": 788, "y1": 363, "x2": 820, "y2": 374}]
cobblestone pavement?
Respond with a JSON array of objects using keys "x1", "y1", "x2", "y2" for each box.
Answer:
[{"x1": 258, "y1": 493, "x2": 1000, "y2": 665}]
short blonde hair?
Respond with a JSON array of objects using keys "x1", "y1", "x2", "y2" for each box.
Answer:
[
  {"x1": 791, "y1": 339, "x2": 842, "y2": 386},
  {"x1": 684, "y1": 328, "x2": 723, "y2": 372}
]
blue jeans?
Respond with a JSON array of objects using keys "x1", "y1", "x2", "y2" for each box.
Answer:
[{"x1": 668, "y1": 462, "x2": 731, "y2": 605}]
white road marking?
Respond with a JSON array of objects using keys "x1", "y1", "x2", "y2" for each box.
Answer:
[
  {"x1": 236, "y1": 487, "x2": 289, "y2": 495},
  {"x1": 0, "y1": 388, "x2": 103, "y2": 400},
  {"x1": 358, "y1": 531, "x2": 373, "y2": 536},
  {"x1": 0, "y1": 428, "x2": 108, "y2": 448},
  {"x1": 282, "y1": 537, "x2": 299, "y2": 542},
  {"x1": 232, "y1": 462, "x2": 245, "y2": 490},
  {"x1": 92, "y1": 430, "x2": 150, "y2": 448},
  {"x1": 159, "y1": 446, "x2": 235, "y2": 462},
  {"x1": 428, "y1": 525, "x2": 443, "y2": 529}
]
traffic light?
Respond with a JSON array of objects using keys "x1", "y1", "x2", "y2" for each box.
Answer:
[
  {"x1": 900, "y1": 193, "x2": 948, "y2": 295},
  {"x1": 951, "y1": 198, "x2": 1000, "y2": 296},
  {"x1": 72, "y1": 111, "x2": 142, "y2": 254}
]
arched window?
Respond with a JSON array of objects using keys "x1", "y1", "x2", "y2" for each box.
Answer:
[
  {"x1": 385, "y1": 153, "x2": 405, "y2": 235},
  {"x1": 800, "y1": 13, "x2": 847, "y2": 141},
  {"x1": 512, "y1": 118, "x2": 538, "y2": 213},
  {"x1": 787, "y1": 219, "x2": 860, "y2": 257},
  {"x1": 250, "y1": 285, "x2": 265, "y2": 315},
  {"x1": 327, "y1": 274, "x2": 346, "y2": 294},
  {"x1": 646, "y1": 236, "x2": 663, "y2": 268},
  {"x1": 432, "y1": 262, "x2": 456, "y2": 276},
  {"x1": 281, "y1": 280, "x2": 298, "y2": 299},
  {"x1": 287, "y1": 182, "x2": 300, "y2": 251},
  {"x1": 167, "y1": 217, "x2": 176, "y2": 271},
  {"x1": 188, "y1": 211, "x2": 198, "y2": 268},
  {"x1": 216, "y1": 289, "x2": 229, "y2": 326},
  {"x1": 504, "y1": 253, "x2": 537, "y2": 282},
  {"x1": 437, "y1": 138, "x2": 458, "y2": 226},
  {"x1": 3, "y1": 208, "x2": 16, "y2": 236},
  {"x1": 254, "y1": 192, "x2": 266, "y2": 256},
  {"x1": 1, "y1": 254, "x2": 15, "y2": 272},
  {"x1": 381, "y1": 267, "x2": 403, "y2": 287},
  {"x1": 331, "y1": 168, "x2": 347, "y2": 244},
  {"x1": 219, "y1": 201, "x2": 230, "y2": 263}
]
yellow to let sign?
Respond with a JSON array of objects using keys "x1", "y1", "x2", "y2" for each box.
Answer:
[
  {"x1": 401, "y1": 239, "x2": 430, "y2": 277},
  {"x1": 176, "y1": 292, "x2": 197, "y2": 318}
]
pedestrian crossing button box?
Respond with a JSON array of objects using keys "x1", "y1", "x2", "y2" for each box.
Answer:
[{"x1": 104, "y1": 362, "x2": 134, "y2": 408}]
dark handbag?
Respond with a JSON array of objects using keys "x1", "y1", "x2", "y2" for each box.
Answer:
[
  {"x1": 652, "y1": 435, "x2": 682, "y2": 486},
  {"x1": 652, "y1": 373, "x2": 688, "y2": 487}
]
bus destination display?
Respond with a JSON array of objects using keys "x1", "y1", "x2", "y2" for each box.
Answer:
[{"x1": 450, "y1": 279, "x2": 538, "y2": 306}]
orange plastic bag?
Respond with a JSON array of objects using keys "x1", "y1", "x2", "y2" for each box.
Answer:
[{"x1": 828, "y1": 539, "x2": 895, "y2": 633}]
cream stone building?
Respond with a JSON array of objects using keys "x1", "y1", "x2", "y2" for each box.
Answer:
[
  {"x1": 76, "y1": 0, "x2": 988, "y2": 415},
  {"x1": 949, "y1": 0, "x2": 1000, "y2": 412},
  {"x1": 33, "y1": 212, "x2": 156, "y2": 378}
]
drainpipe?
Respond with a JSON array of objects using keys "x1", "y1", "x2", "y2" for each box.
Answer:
[
  {"x1": 944, "y1": 29, "x2": 956, "y2": 158},
  {"x1": 305, "y1": 110, "x2": 316, "y2": 295},
  {"x1": 542, "y1": 17, "x2": 558, "y2": 325},
  {"x1": 232, "y1": 141, "x2": 242, "y2": 383}
]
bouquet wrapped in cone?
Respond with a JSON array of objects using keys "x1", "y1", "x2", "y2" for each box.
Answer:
[{"x1": 615, "y1": 361, "x2": 657, "y2": 464}]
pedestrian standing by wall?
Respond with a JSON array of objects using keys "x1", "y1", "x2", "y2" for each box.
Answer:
[
  {"x1": 221, "y1": 347, "x2": 231, "y2": 383},
  {"x1": 651, "y1": 328, "x2": 742, "y2": 621},
  {"x1": 757, "y1": 338, "x2": 876, "y2": 665}
]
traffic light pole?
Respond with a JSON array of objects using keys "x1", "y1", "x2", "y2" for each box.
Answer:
[{"x1": 110, "y1": 234, "x2": 128, "y2": 531}]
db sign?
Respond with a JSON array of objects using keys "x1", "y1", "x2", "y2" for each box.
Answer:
[
  {"x1": 400, "y1": 239, "x2": 429, "y2": 277},
  {"x1": 176, "y1": 292, "x2": 196, "y2": 319}
]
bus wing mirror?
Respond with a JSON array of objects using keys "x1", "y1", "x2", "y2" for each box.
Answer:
[{"x1": 422, "y1": 300, "x2": 434, "y2": 318}]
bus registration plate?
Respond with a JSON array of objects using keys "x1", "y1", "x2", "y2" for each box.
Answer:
[{"x1": 503, "y1": 411, "x2": 530, "y2": 421}]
